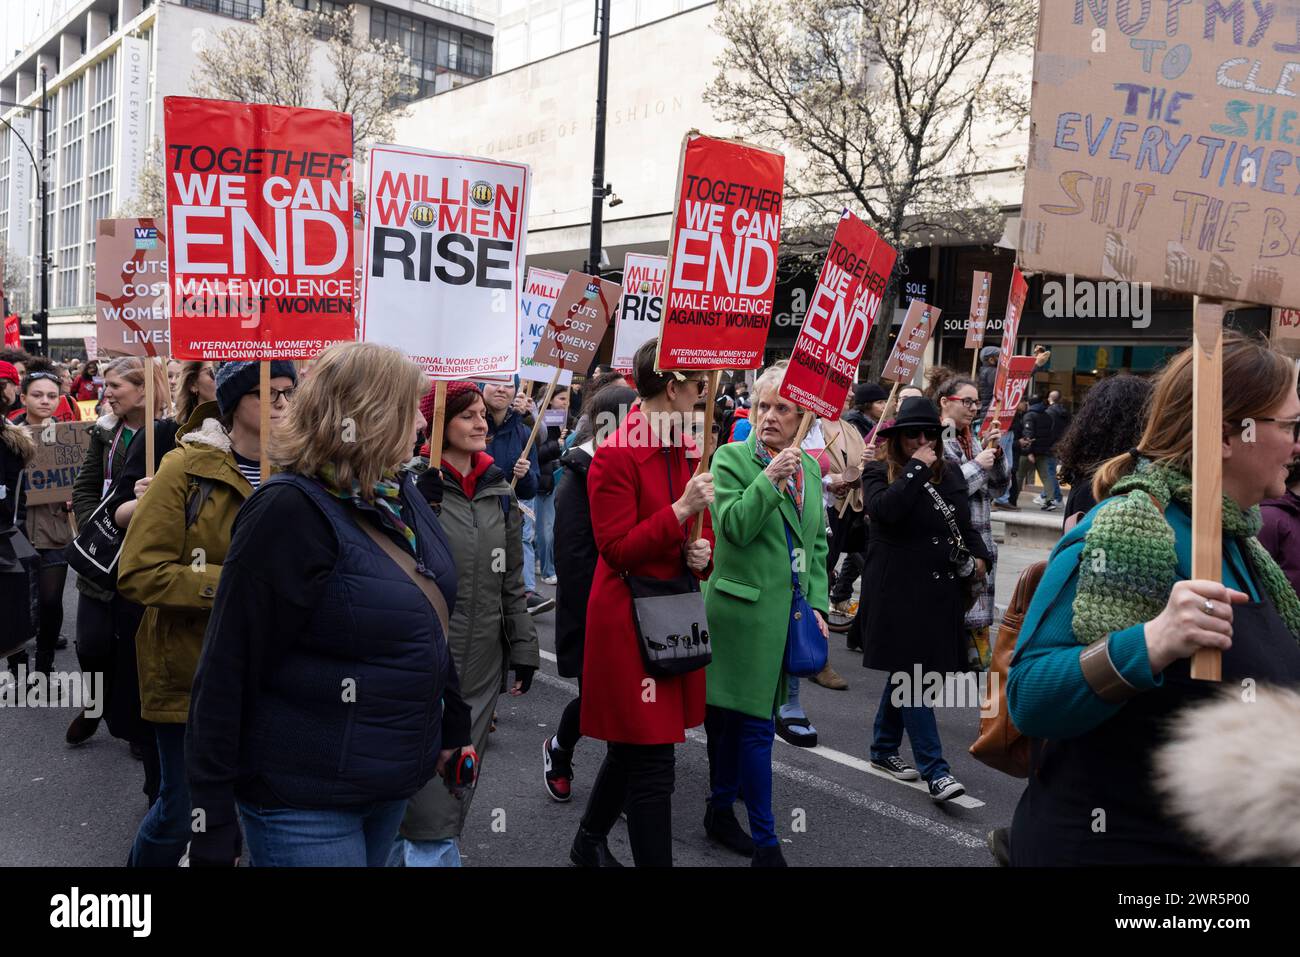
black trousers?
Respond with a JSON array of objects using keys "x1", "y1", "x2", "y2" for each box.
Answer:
[
  {"x1": 581, "y1": 741, "x2": 676, "y2": 867},
  {"x1": 76, "y1": 591, "x2": 159, "y2": 803}
]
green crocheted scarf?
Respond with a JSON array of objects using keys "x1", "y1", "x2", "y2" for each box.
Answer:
[{"x1": 1072, "y1": 459, "x2": 1300, "y2": 645}]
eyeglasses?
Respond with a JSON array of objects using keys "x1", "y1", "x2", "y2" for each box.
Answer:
[
  {"x1": 1254, "y1": 417, "x2": 1300, "y2": 442},
  {"x1": 901, "y1": 428, "x2": 940, "y2": 441},
  {"x1": 946, "y1": 396, "x2": 979, "y2": 409},
  {"x1": 268, "y1": 387, "x2": 296, "y2": 404}
]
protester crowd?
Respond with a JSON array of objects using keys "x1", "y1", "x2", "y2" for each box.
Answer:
[{"x1": 3, "y1": 330, "x2": 1299, "y2": 868}]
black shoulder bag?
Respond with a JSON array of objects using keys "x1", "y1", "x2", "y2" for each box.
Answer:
[
  {"x1": 623, "y1": 448, "x2": 712, "y2": 677},
  {"x1": 921, "y1": 478, "x2": 981, "y2": 612}
]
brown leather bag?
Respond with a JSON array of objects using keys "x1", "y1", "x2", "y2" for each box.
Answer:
[{"x1": 969, "y1": 509, "x2": 1087, "y2": 777}]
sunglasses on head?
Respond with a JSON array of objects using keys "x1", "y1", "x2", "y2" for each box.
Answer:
[{"x1": 900, "y1": 428, "x2": 940, "y2": 441}]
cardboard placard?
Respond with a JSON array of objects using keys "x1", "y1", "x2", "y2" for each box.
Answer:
[
  {"x1": 531, "y1": 270, "x2": 620, "y2": 373},
  {"x1": 362, "y1": 144, "x2": 530, "y2": 379},
  {"x1": 95, "y1": 218, "x2": 170, "y2": 358},
  {"x1": 164, "y1": 97, "x2": 356, "y2": 360},
  {"x1": 979, "y1": 267, "x2": 1030, "y2": 433},
  {"x1": 82, "y1": 336, "x2": 97, "y2": 360},
  {"x1": 518, "y1": 268, "x2": 573, "y2": 386},
  {"x1": 22, "y1": 422, "x2": 93, "y2": 505},
  {"x1": 964, "y1": 270, "x2": 992, "y2": 350},
  {"x1": 1020, "y1": 7, "x2": 1300, "y2": 308},
  {"x1": 778, "y1": 210, "x2": 897, "y2": 419},
  {"x1": 1271, "y1": 307, "x2": 1300, "y2": 359},
  {"x1": 656, "y1": 132, "x2": 785, "y2": 370},
  {"x1": 881, "y1": 299, "x2": 941, "y2": 385},
  {"x1": 611, "y1": 253, "x2": 667, "y2": 374},
  {"x1": 984, "y1": 355, "x2": 1038, "y2": 434}
]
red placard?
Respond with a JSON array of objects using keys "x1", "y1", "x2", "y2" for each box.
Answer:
[
  {"x1": 978, "y1": 266, "x2": 1029, "y2": 433},
  {"x1": 779, "y1": 210, "x2": 896, "y2": 419},
  {"x1": 984, "y1": 355, "x2": 1038, "y2": 434},
  {"x1": 164, "y1": 97, "x2": 355, "y2": 360},
  {"x1": 656, "y1": 132, "x2": 784, "y2": 370},
  {"x1": 3, "y1": 314, "x2": 19, "y2": 349}
]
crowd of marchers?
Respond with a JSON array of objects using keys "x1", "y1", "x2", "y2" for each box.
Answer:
[{"x1": 3, "y1": 330, "x2": 1300, "y2": 867}]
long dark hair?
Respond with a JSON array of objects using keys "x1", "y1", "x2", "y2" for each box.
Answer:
[
  {"x1": 1054, "y1": 374, "x2": 1153, "y2": 488},
  {"x1": 884, "y1": 432, "x2": 945, "y2": 485}
]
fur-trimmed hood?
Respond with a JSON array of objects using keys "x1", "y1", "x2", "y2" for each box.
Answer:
[
  {"x1": 1154, "y1": 685, "x2": 1300, "y2": 865},
  {"x1": 180, "y1": 417, "x2": 233, "y2": 453},
  {"x1": 1, "y1": 418, "x2": 36, "y2": 463}
]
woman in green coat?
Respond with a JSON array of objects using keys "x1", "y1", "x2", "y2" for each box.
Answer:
[
  {"x1": 395, "y1": 381, "x2": 539, "y2": 867},
  {"x1": 704, "y1": 362, "x2": 829, "y2": 867}
]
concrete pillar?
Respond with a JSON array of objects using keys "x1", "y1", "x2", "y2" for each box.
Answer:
[
  {"x1": 59, "y1": 33, "x2": 82, "y2": 72},
  {"x1": 87, "y1": 11, "x2": 111, "y2": 48},
  {"x1": 36, "y1": 53, "x2": 58, "y2": 82},
  {"x1": 13, "y1": 72, "x2": 33, "y2": 101},
  {"x1": 119, "y1": 0, "x2": 145, "y2": 25}
]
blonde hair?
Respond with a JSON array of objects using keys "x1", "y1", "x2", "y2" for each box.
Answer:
[
  {"x1": 270, "y1": 341, "x2": 427, "y2": 495},
  {"x1": 173, "y1": 361, "x2": 213, "y2": 426},
  {"x1": 102, "y1": 355, "x2": 169, "y2": 419},
  {"x1": 752, "y1": 360, "x2": 789, "y2": 404},
  {"x1": 1093, "y1": 330, "x2": 1294, "y2": 501}
]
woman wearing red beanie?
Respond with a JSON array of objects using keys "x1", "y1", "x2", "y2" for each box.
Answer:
[{"x1": 395, "y1": 381, "x2": 539, "y2": 866}]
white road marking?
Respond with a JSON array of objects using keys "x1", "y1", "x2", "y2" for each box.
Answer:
[{"x1": 534, "y1": 654, "x2": 988, "y2": 848}]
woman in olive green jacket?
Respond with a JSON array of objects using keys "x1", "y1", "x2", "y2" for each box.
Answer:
[
  {"x1": 703, "y1": 363, "x2": 829, "y2": 867},
  {"x1": 395, "y1": 381, "x2": 539, "y2": 867},
  {"x1": 116, "y1": 360, "x2": 296, "y2": 867}
]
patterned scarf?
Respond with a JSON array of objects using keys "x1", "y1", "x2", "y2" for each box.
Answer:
[
  {"x1": 756, "y1": 439, "x2": 803, "y2": 516},
  {"x1": 1073, "y1": 459, "x2": 1300, "y2": 645},
  {"x1": 317, "y1": 462, "x2": 417, "y2": 555}
]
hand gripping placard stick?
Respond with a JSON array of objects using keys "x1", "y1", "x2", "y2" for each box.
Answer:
[
  {"x1": 1191, "y1": 299, "x2": 1224, "y2": 682},
  {"x1": 512, "y1": 366, "x2": 561, "y2": 490}
]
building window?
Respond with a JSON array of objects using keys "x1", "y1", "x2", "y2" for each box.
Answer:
[
  {"x1": 86, "y1": 54, "x2": 115, "y2": 277},
  {"x1": 179, "y1": 0, "x2": 266, "y2": 20},
  {"x1": 369, "y1": 8, "x2": 493, "y2": 100},
  {"x1": 58, "y1": 77, "x2": 85, "y2": 309}
]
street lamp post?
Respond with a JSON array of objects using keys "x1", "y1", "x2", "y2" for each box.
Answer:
[
  {"x1": 585, "y1": 0, "x2": 612, "y2": 280},
  {"x1": 0, "y1": 70, "x2": 51, "y2": 357}
]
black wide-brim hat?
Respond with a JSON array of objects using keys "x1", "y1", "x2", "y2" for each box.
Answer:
[{"x1": 876, "y1": 396, "x2": 943, "y2": 437}]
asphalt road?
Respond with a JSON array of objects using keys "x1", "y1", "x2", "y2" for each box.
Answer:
[{"x1": 0, "y1": 547, "x2": 1047, "y2": 868}]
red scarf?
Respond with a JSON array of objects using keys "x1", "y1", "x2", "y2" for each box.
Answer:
[{"x1": 442, "y1": 451, "x2": 495, "y2": 499}]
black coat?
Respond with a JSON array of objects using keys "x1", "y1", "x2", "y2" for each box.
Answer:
[
  {"x1": 855, "y1": 458, "x2": 991, "y2": 675},
  {"x1": 842, "y1": 408, "x2": 874, "y2": 439},
  {"x1": 1024, "y1": 403, "x2": 1054, "y2": 455},
  {"x1": 536, "y1": 424, "x2": 565, "y2": 496},
  {"x1": 552, "y1": 444, "x2": 596, "y2": 677}
]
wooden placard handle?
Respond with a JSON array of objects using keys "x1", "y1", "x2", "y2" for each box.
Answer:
[
  {"x1": 144, "y1": 363, "x2": 156, "y2": 479},
  {"x1": 512, "y1": 367, "x2": 561, "y2": 490},
  {"x1": 688, "y1": 370, "x2": 723, "y2": 541},
  {"x1": 427, "y1": 380, "x2": 448, "y2": 471},
  {"x1": 259, "y1": 361, "x2": 271, "y2": 484},
  {"x1": 1191, "y1": 298, "x2": 1224, "y2": 682}
]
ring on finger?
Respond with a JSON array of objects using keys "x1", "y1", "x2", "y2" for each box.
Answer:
[{"x1": 1202, "y1": 599, "x2": 1215, "y2": 616}]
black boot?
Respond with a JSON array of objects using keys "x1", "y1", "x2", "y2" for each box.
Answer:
[
  {"x1": 570, "y1": 825, "x2": 623, "y2": 867},
  {"x1": 752, "y1": 844, "x2": 788, "y2": 867},
  {"x1": 703, "y1": 802, "x2": 754, "y2": 857}
]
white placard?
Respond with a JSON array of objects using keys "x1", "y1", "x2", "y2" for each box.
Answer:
[{"x1": 611, "y1": 252, "x2": 665, "y2": 374}]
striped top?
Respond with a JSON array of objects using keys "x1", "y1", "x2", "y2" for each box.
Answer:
[{"x1": 233, "y1": 451, "x2": 261, "y2": 490}]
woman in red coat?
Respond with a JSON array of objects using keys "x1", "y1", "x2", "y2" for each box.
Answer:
[{"x1": 572, "y1": 339, "x2": 716, "y2": 868}]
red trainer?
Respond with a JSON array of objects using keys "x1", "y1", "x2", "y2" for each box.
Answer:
[{"x1": 543, "y1": 736, "x2": 573, "y2": 802}]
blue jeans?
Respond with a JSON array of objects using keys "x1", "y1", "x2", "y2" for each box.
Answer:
[
  {"x1": 388, "y1": 836, "x2": 462, "y2": 867},
  {"x1": 534, "y1": 491, "x2": 556, "y2": 579},
  {"x1": 870, "y1": 682, "x2": 949, "y2": 783},
  {"x1": 237, "y1": 798, "x2": 408, "y2": 867},
  {"x1": 520, "y1": 497, "x2": 537, "y2": 592},
  {"x1": 710, "y1": 708, "x2": 777, "y2": 848},
  {"x1": 129, "y1": 723, "x2": 190, "y2": 867},
  {"x1": 1035, "y1": 455, "x2": 1062, "y2": 502}
]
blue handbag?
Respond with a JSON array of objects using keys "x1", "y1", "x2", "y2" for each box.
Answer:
[{"x1": 782, "y1": 521, "x2": 827, "y2": 677}]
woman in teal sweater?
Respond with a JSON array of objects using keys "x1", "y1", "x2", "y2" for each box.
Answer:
[
  {"x1": 1008, "y1": 331, "x2": 1300, "y2": 865},
  {"x1": 704, "y1": 362, "x2": 829, "y2": 867}
]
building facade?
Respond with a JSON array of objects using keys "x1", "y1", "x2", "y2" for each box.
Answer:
[{"x1": 0, "y1": 0, "x2": 494, "y2": 353}]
